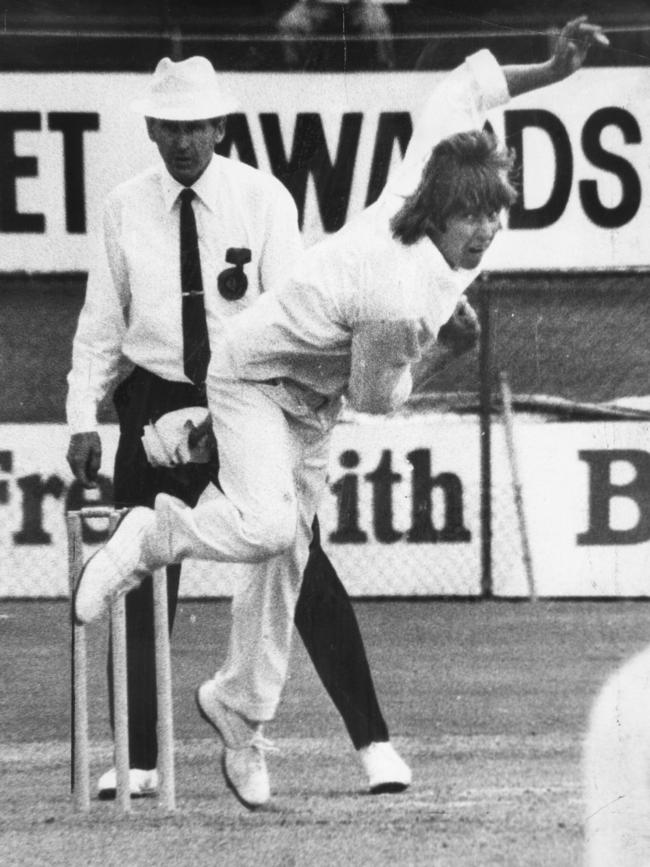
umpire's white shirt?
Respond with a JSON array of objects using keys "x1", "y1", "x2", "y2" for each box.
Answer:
[{"x1": 66, "y1": 155, "x2": 301, "y2": 433}]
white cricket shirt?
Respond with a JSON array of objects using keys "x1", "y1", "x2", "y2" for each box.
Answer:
[{"x1": 216, "y1": 49, "x2": 510, "y2": 416}]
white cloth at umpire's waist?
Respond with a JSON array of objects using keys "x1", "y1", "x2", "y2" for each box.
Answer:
[{"x1": 141, "y1": 406, "x2": 211, "y2": 467}]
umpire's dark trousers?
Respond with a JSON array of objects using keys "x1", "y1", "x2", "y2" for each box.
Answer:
[{"x1": 109, "y1": 366, "x2": 388, "y2": 768}]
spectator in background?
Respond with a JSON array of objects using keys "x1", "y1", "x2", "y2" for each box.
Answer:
[
  {"x1": 584, "y1": 645, "x2": 650, "y2": 866},
  {"x1": 277, "y1": 0, "x2": 395, "y2": 70}
]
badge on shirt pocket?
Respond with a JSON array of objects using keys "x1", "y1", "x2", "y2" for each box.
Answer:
[{"x1": 218, "y1": 247, "x2": 251, "y2": 300}]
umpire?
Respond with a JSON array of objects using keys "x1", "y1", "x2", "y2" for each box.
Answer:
[{"x1": 66, "y1": 56, "x2": 410, "y2": 799}]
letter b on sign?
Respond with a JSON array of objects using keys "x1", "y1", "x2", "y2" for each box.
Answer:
[{"x1": 578, "y1": 450, "x2": 650, "y2": 545}]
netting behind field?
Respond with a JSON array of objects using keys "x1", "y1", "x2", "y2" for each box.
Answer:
[
  {"x1": 2, "y1": 271, "x2": 650, "y2": 598},
  {"x1": 478, "y1": 270, "x2": 650, "y2": 598},
  {"x1": 479, "y1": 271, "x2": 650, "y2": 407}
]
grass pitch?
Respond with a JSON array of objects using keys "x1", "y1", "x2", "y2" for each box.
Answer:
[{"x1": 2, "y1": 599, "x2": 649, "y2": 866}]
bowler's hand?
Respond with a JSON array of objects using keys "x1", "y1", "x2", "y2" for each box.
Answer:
[
  {"x1": 549, "y1": 16, "x2": 609, "y2": 81},
  {"x1": 67, "y1": 431, "x2": 102, "y2": 488},
  {"x1": 437, "y1": 296, "x2": 480, "y2": 355},
  {"x1": 412, "y1": 297, "x2": 480, "y2": 393}
]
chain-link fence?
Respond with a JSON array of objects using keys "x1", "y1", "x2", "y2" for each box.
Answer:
[
  {"x1": 3, "y1": 271, "x2": 650, "y2": 598},
  {"x1": 482, "y1": 272, "x2": 650, "y2": 407},
  {"x1": 1, "y1": 3, "x2": 648, "y2": 72},
  {"x1": 478, "y1": 270, "x2": 650, "y2": 598}
]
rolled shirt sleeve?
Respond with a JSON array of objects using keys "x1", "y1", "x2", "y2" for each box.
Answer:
[
  {"x1": 384, "y1": 49, "x2": 510, "y2": 200},
  {"x1": 257, "y1": 183, "x2": 303, "y2": 296},
  {"x1": 348, "y1": 319, "x2": 421, "y2": 414},
  {"x1": 65, "y1": 197, "x2": 129, "y2": 433}
]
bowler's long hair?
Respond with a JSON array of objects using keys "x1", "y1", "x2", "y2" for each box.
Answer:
[{"x1": 390, "y1": 129, "x2": 518, "y2": 245}]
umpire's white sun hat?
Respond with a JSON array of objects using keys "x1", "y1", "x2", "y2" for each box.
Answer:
[{"x1": 130, "y1": 56, "x2": 238, "y2": 120}]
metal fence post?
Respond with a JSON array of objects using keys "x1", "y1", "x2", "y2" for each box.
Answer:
[{"x1": 479, "y1": 277, "x2": 493, "y2": 599}]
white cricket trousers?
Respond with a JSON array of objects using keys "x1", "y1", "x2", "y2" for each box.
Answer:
[{"x1": 148, "y1": 376, "x2": 331, "y2": 720}]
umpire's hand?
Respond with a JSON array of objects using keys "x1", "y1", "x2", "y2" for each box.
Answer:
[{"x1": 67, "y1": 431, "x2": 102, "y2": 488}]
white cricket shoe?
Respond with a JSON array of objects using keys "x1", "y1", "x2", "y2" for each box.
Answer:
[
  {"x1": 195, "y1": 680, "x2": 274, "y2": 809},
  {"x1": 97, "y1": 767, "x2": 159, "y2": 800},
  {"x1": 74, "y1": 507, "x2": 155, "y2": 625},
  {"x1": 358, "y1": 741, "x2": 412, "y2": 794}
]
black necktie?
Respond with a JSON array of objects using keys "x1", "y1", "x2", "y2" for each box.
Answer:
[{"x1": 179, "y1": 188, "x2": 210, "y2": 386}]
